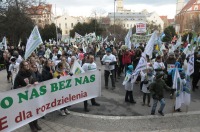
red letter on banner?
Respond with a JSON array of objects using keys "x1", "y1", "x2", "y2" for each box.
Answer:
[{"x1": 0, "y1": 116, "x2": 8, "y2": 131}]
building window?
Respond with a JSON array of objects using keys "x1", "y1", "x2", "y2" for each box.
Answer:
[
  {"x1": 71, "y1": 23, "x2": 74, "y2": 28},
  {"x1": 38, "y1": 19, "x2": 42, "y2": 23},
  {"x1": 59, "y1": 23, "x2": 61, "y2": 28},
  {"x1": 65, "y1": 18, "x2": 67, "y2": 20},
  {"x1": 65, "y1": 23, "x2": 67, "y2": 29},
  {"x1": 124, "y1": 24, "x2": 125, "y2": 27},
  {"x1": 127, "y1": 24, "x2": 129, "y2": 27},
  {"x1": 194, "y1": 5, "x2": 198, "y2": 10},
  {"x1": 65, "y1": 30, "x2": 68, "y2": 34},
  {"x1": 130, "y1": 24, "x2": 132, "y2": 27}
]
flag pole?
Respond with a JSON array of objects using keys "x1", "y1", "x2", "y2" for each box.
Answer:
[{"x1": 55, "y1": 4, "x2": 58, "y2": 44}]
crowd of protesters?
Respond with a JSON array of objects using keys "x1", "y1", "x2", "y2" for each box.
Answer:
[{"x1": 0, "y1": 40, "x2": 200, "y2": 132}]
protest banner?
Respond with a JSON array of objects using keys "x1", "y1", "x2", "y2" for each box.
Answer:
[
  {"x1": 136, "y1": 23, "x2": 147, "y2": 34},
  {"x1": 0, "y1": 70, "x2": 101, "y2": 132},
  {"x1": 131, "y1": 34, "x2": 151, "y2": 43}
]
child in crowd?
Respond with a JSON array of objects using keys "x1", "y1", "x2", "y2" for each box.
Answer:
[{"x1": 125, "y1": 65, "x2": 136, "y2": 104}]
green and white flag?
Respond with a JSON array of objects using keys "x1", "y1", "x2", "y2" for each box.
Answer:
[
  {"x1": 70, "y1": 60, "x2": 85, "y2": 75},
  {"x1": 25, "y1": 26, "x2": 43, "y2": 59}
]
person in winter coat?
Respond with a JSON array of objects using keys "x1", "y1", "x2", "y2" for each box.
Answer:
[
  {"x1": 31, "y1": 64, "x2": 42, "y2": 82},
  {"x1": 13, "y1": 61, "x2": 42, "y2": 132},
  {"x1": 192, "y1": 51, "x2": 200, "y2": 91},
  {"x1": 141, "y1": 67, "x2": 154, "y2": 107},
  {"x1": 42, "y1": 60, "x2": 54, "y2": 81},
  {"x1": 122, "y1": 49, "x2": 134, "y2": 74},
  {"x1": 149, "y1": 73, "x2": 173, "y2": 116},
  {"x1": 125, "y1": 65, "x2": 136, "y2": 104},
  {"x1": 53, "y1": 62, "x2": 70, "y2": 116}
]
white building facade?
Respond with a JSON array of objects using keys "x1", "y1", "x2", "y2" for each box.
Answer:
[
  {"x1": 108, "y1": 10, "x2": 164, "y2": 31},
  {"x1": 55, "y1": 14, "x2": 88, "y2": 36},
  {"x1": 108, "y1": 0, "x2": 164, "y2": 31}
]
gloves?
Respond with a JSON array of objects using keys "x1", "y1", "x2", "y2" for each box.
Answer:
[
  {"x1": 69, "y1": 73, "x2": 73, "y2": 76},
  {"x1": 171, "y1": 89, "x2": 176, "y2": 92},
  {"x1": 109, "y1": 62, "x2": 116, "y2": 65},
  {"x1": 57, "y1": 75, "x2": 60, "y2": 79}
]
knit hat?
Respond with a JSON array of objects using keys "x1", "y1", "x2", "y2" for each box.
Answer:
[
  {"x1": 106, "y1": 48, "x2": 111, "y2": 52},
  {"x1": 156, "y1": 72, "x2": 164, "y2": 79},
  {"x1": 128, "y1": 65, "x2": 133, "y2": 71}
]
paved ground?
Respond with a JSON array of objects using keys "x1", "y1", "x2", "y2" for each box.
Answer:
[{"x1": 0, "y1": 58, "x2": 200, "y2": 132}]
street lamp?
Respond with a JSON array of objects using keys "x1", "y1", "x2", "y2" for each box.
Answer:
[{"x1": 114, "y1": 0, "x2": 116, "y2": 36}]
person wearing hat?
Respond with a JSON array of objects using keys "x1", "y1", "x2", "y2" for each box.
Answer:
[
  {"x1": 101, "y1": 48, "x2": 117, "y2": 90},
  {"x1": 149, "y1": 73, "x2": 173, "y2": 116},
  {"x1": 124, "y1": 65, "x2": 136, "y2": 104},
  {"x1": 165, "y1": 51, "x2": 176, "y2": 89}
]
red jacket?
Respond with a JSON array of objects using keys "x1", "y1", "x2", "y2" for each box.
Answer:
[{"x1": 122, "y1": 51, "x2": 134, "y2": 65}]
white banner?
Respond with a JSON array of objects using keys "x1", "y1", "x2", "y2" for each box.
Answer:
[
  {"x1": 0, "y1": 71, "x2": 101, "y2": 132},
  {"x1": 25, "y1": 26, "x2": 43, "y2": 60},
  {"x1": 136, "y1": 23, "x2": 146, "y2": 34}
]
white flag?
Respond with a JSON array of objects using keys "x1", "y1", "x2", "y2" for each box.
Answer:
[
  {"x1": 131, "y1": 53, "x2": 147, "y2": 83},
  {"x1": 82, "y1": 43, "x2": 86, "y2": 53},
  {"x1": 173, "y1": 36, "x2": 182, "y2": 51},
  {"x1": 75, "y1": 32, "x2": 83, "y2": 38},
  {"x1": 144, "y1": 31, "x2": 157, "y2": 58},
  {"x1": 173, "y1": 68, "x2": 183, "y2": 110},
  {"x1": 125, "y1": 28, "x2": 132, "y2": 49},
  {"x1": 183, "y1": 74, "x2": 191, "y2": 106},
  {"x1": 25, "y1": 26, "x2": 43, "y2": 59},
  {"x1": 186, "y1": 54, "x2": 194, "y2": 76},
  {"x1": 2, "y1": 37, "x2": 7, "y2": 50},
  {"x1": 186, "y1": 34, "x2": 189, "y2": 43},
  {"x1": 70, "y1": 60, "x2": 85, "y2": 75}
]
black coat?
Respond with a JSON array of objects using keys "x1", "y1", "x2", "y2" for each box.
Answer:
[
  {"x1": 32, "y1": 71, "x2": 42, "y2": 82},
  {"x1": 13, "y1": 70, "x2": 36, "y2": 89},
  {"x1": 42, "y1": 66, "x2": 53, "y2": 81}
]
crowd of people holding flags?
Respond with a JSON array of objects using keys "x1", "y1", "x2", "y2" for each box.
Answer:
[{"x1": 0, "y1": 26, "x2": 200, "y2": 131}]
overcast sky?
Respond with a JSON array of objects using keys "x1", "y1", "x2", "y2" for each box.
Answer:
[{"x1": 46, "y1": 0, "x2": 189, "y2": 19}]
